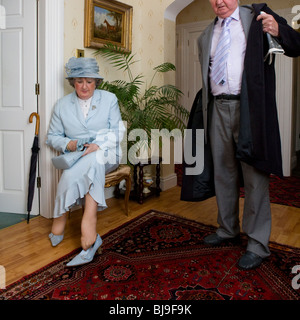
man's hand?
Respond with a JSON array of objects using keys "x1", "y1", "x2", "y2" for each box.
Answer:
[{"x1": 257, "y1": 12, "x2": 279, "y2": 37}]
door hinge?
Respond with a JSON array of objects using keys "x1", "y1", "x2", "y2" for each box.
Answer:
[
  {"x1": 37, "y1": 176, "x2": 41, "y2": 188},
  {"x1": 35, "y1": 83, "x2": 40, "y2": 95}
]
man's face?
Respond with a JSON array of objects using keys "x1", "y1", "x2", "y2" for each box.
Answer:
[{"x1": 209, "y1": 0, "x2": 239, "y2": 18}]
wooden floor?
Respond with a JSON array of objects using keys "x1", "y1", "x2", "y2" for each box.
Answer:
[{"x1": 1, "y1": 186, "x2": 299, "y2": 287}]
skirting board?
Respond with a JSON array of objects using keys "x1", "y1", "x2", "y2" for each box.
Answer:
[
  {"x1": 159, "y1": 173, "x2": 178, "y2": 191},
  {"x1": 105, "y1": 186, "x2": 115, "y2": 200}
]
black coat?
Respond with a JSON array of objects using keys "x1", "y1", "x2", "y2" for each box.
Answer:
[
  {"x1": 180, "y1": 89, "x2": 215, "y2": 201},
  {"x1": 238, "y1": 3, "x2": 300, "y2": 177},
  {"x1": 181, "y1": 3, "x2": 300, "y2": 202}
]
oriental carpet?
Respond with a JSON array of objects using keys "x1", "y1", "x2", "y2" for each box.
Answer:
[
  {"x1": 0, "y1": 210, "x2": 299, "y2": 300},
  {"x1": 240, "y1": 175, "x2": 300, "y2": 208}
]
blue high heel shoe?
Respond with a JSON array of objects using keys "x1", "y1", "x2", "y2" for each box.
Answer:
[
  {"x1": 66, "y1": 234, "x2": 103, "y2": 267},
  {"x1": 49, "y1": 233, "x2": 64, "y2": 247}
]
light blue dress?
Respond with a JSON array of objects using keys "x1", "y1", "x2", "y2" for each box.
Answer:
[{"x1": 46, "y1": 89, "x2": 125, "y2": 218}]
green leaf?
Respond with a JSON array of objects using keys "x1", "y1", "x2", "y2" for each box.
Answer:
[{"x1": 153, "y1": 62, "x2": 176, "y2": 73}]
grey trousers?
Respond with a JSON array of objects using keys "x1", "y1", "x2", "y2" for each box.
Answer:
[{"x1": 209, "y1": 98, "x2": 271, "y2": 258}]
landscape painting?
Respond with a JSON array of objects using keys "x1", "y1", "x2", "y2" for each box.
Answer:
[
  {"x1": 94, "y1": 6, "x2": 122, "y2": 44},
  {"x1": 84, "y1": 0, "x2": 132, "y2": 52}
]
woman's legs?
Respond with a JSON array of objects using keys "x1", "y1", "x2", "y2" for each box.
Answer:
[
  {"x1": 65, "y1": 193, "x2": 101, "y2": 267},
  {"x1": 81, "y1": 192, "x2": 98, "y2": 250},
  {"x1": 51, "y1": 212, "x2": 67, "y2": 235},
  {"x1": 50, "y1": 193, "x2": 98, "y2": 250}
]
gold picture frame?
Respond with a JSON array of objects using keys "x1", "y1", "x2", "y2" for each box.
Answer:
[{"x1": 84, "y1": 0, "x2": 133, "y2": 52}]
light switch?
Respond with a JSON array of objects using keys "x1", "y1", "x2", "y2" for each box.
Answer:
[{"x1": 76, "y1": 49, "x2": 85, "y2": 58}]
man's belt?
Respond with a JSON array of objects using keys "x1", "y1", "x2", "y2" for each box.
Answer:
[{"x1": 215, "y1": 94, "x2": 240, "y2": 100}]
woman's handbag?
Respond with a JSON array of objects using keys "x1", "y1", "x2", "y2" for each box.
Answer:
[
  {"x1": 51, "y1": 137, "x2": 94, "y2": 169},
  {"x1": 52, "y1": 150, "x2": 85, "y2": 170}
]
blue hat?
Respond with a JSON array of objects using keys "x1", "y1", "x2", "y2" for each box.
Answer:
[{"x1": 65, "y1": 57, "x2": 104, "y2": 79}]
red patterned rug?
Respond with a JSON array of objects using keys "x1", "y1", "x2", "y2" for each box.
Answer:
[
  {"x1": 0, "y1": 210, "x2": 299, "y2": 300},
  {"x1": 240, "y1": 175, "x2": 300, "y2": 208},
  {"x1": 176, "y1": 165, "x2": 300, "y2": 208}
]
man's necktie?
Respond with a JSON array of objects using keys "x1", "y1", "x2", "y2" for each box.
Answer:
[{"x1": 211, "y1": 17, "x2": 233, "y2": 86}]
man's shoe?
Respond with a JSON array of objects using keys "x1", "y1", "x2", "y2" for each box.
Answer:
[
  {"x1": 203, "y1": 233, "x2": 228, "y2": 246},
  {"x1": 238, "y1": 251, "x2": 263, "y2": 270}
]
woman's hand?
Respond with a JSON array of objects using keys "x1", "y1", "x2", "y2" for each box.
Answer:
[
  {"x1": 66, "y1": 140, "x2": 78, "y2": 152},
  {"x1": 82, "y1": 143, "x2": 100, "y2": 156}
]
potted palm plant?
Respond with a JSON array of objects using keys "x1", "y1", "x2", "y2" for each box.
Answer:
[{"x1": 94, "y1": 43, "x2": 189, "y2": 163}]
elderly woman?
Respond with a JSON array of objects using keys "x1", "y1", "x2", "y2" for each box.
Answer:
[{"x1": 46, "y1": 57, "x2": 125, "y2": 266}]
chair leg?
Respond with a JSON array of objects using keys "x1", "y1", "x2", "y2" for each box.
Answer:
[
  {"x1": 124, "y1": 175, "x2": 131, "y2": 216},
  {"x1": 115, "y1": 183, "x2": 120, "y2": 199}
]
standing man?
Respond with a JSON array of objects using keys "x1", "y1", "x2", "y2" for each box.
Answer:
[{"x1": 197, "y1": 1, "x2": 300, "y2": 269}]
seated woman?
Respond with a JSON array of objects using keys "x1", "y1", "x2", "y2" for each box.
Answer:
[{"x1": 46, "y1": 57, "x2": 125, "y2": 266}]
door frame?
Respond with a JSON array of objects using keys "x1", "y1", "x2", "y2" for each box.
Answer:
[{"x1": 38, "y1": 0, "x2": 64, "y2": 218}]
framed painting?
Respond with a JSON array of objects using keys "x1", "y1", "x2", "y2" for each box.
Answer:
[{"x1": 84, "y1": 0, "x2": 133, "y2": 52}]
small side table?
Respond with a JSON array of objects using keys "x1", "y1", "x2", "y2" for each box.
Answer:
[{"x1": 133, "y1": 157, "x2": 162, "y2": 204}]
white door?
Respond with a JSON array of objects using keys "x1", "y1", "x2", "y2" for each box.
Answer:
[
  {"x1": 176, "y1": 22, "x2": 209, "y2": 112},
  {"x1": 0, "y1": 0, "x2": 39, "y2": 215}
]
